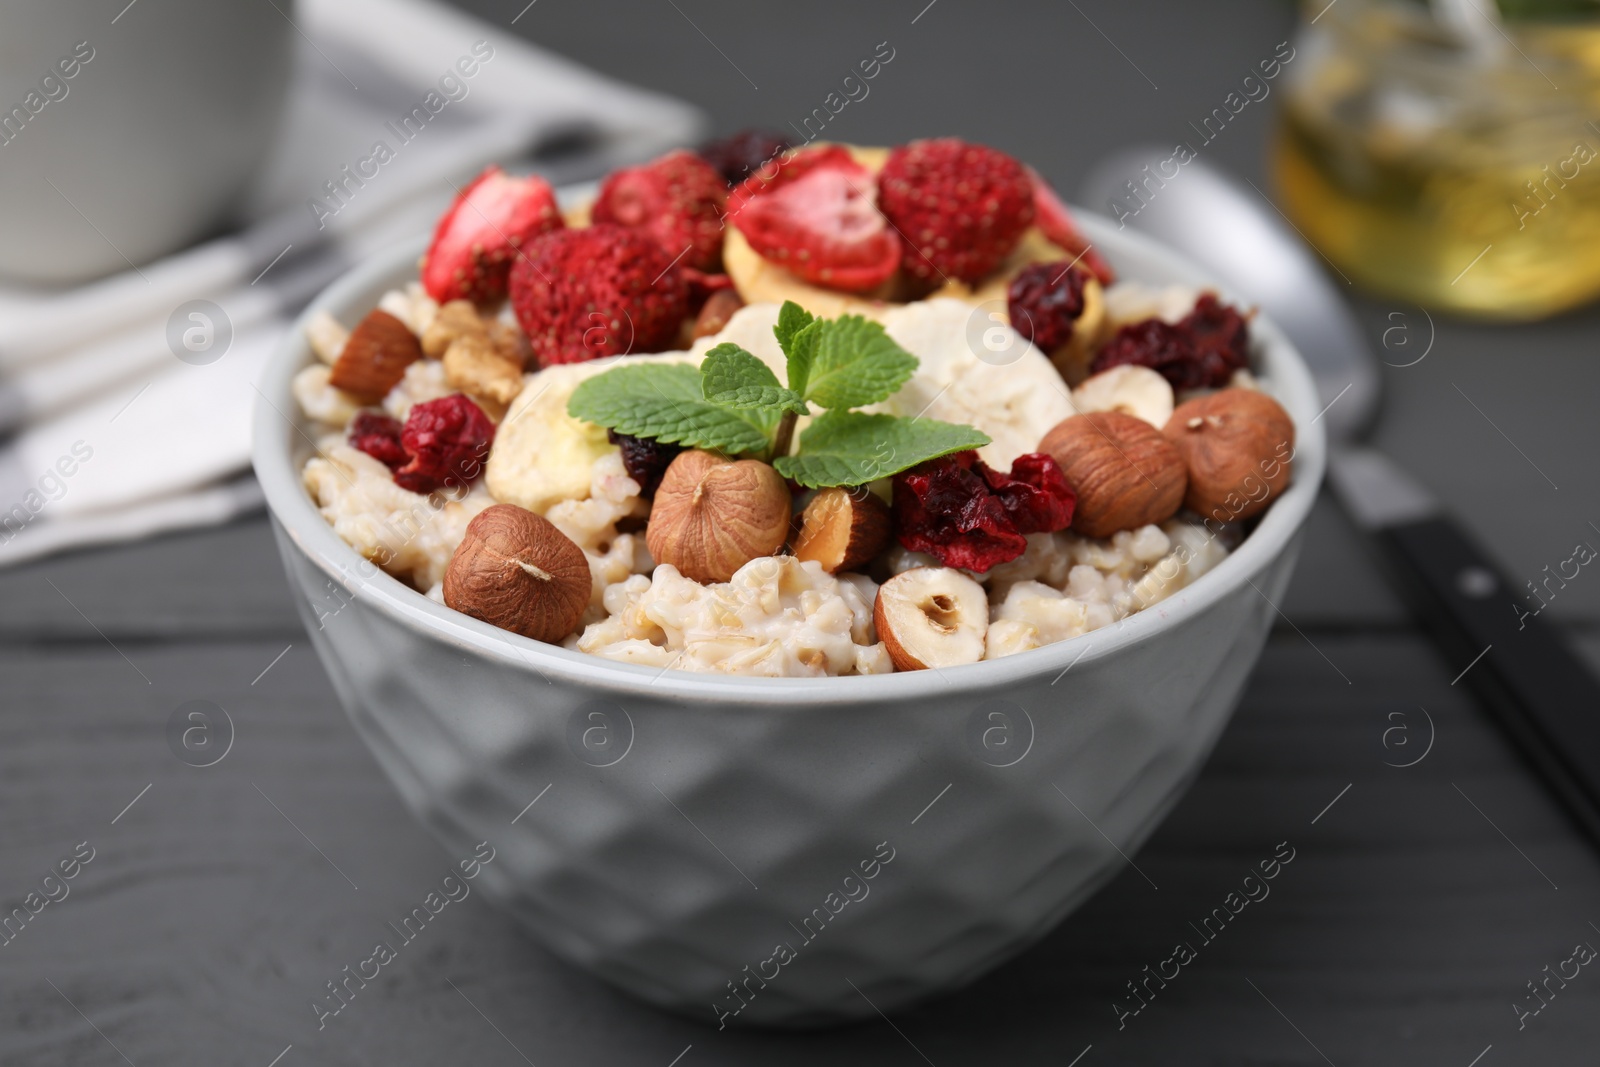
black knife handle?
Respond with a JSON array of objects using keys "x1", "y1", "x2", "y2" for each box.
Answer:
[{"x1": 1376, "y1": 516, "x2": 1600, "y2": 843}]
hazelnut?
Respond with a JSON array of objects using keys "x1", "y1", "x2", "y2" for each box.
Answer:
[
  {"x1": 874, "y1": 567, "x2": 989, "y2": 671},
  {"x1": 1038, "y1": 411, "x2": 1186, "y2": 538},
  {"x1": 443, "y1": 504, "x2": 591, "y2": 642},
  {"x1": 692, "y1": 289, "x2": 744, "y2": 340},
  {"x1": 646, "y1": 450, "x2": 791, "y2": 583},
  {"x1": 793, "y1": 486, "x2": 891, "y2": 574},
  {"x1": 1163, "y1": 388, "x2": 1295, "y2": 522}
]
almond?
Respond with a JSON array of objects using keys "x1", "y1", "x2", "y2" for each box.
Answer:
[
  {"x1": 1038, "y1": 411, "x2": 1186, "y2": 538},
  {"x1": 794, "y1": 486, "x2": 890, "y2": 574},
  {"x1": 328, "y1": 309, "x2": 424, "y2": 402},
  {"x1": 443, "y1": 504, "x2": 591, "y2": 642}
]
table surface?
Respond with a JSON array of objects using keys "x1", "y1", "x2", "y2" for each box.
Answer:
[{"x1": 5, "y1": 1, "x2": 1600, "y2": 1064}]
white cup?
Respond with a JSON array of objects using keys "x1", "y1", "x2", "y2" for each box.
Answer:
[{"x1": 0, "y1": 3, "x2": 294, "y2": 285}]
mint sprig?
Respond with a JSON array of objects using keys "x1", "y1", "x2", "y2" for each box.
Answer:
[
  {"x1": 565, "y1": 300, "x2": 992, "y2": 488},
  {"x1": 775, "y1": 411, "x2": 992, "y2": 489}
]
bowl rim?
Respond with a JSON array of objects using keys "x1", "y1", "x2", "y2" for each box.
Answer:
[{"x1": 251, "y1": 206, "x2": 1327, "y2": 706}]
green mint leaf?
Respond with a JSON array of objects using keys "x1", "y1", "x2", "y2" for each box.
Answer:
[
  {"x1": 800, "y1": 315, "x2": 918, "y2": 411},
  {"x1": 773, "y1": 411, "x2": 992, "y2": 488},
  {"x1": 784, "y1": 318, "x2": 823, "y2": 400},
  {"x1": 774, "y1": 301, "x2": 815, "y2": 359},
  {"x1": 700, "y1": 343, "x2": 808, "y2": 415},
  {"x1": 567, "y1": 362, "x2": 773, "y2": 455}
]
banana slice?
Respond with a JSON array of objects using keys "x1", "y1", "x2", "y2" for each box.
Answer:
[
  {"x1": 1071, "y1": 365, "x2": 1174, "y2": 428},
  {"x1": 488, "y1": 353, "x2": 695, "y2": 513},
  {"x1": 874, "y1": 298, "x2": 1075, "y2": 470}
]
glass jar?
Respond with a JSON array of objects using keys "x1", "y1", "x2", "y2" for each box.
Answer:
[{"x1": 1273, "y1": 0, "x2": 1600, "y2": 319}]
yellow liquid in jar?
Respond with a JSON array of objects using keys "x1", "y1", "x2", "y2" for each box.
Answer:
[{"x1": 1272, "y1": 23, "x2": 1600, "y2": 320}]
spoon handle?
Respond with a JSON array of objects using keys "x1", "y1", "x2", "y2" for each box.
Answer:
[{"x1": 1376, "y1": 515, "x2": 1600, "y2": 844}]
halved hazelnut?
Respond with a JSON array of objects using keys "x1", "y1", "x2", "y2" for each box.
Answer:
[
  {"x1": 793, "y1": 486, "x2": 891, "y2": 574},
  {"x1": 1163, "y1": 388, "x2": 1295, "y2": 522},
  {"x1": 1038, "y1": 411, "x2": 1186, "y2": 538},
  {"x1": 328, "y1": 309, "x2": 424, "y2": 402},
  {"x1": 646, "y1": 450, "x2": 791, "y2": 583},
  {"x1": 874, "y1": 567, "x2": 989, "y2": 671},
  {"x1": 443, "y1": 504, "x2": 591, "y2": 642}
]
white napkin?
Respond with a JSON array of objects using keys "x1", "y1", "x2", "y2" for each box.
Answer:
[{"x1": 0, "y1": 0, "x2": 703, "y2": 567}]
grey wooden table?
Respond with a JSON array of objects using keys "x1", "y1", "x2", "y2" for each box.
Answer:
[{"x1": 5, "y1": 1, "x2": 1600, "y2": 1063}]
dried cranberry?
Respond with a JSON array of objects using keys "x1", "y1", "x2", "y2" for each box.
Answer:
[
  {"x1": 980, "y1": 452, "x2": 1076, "y2": 534},
  {"x1": 1090, "y1": 294, "x2": 1251, "y2": 390},
  {"x1": 892, "y1": 451, "x2": 1076, "y2": 572},
  {"x1": 609, "y1": 430, "x2": 682, "y2": 498},
  {"x1": 893, "y1": 452, "x2": 1024, "y2": 572},
  {"x1": 697, "y1": 129, "x2": 792, "y2": 187},
  {"x1": 348, "y1": 411, "x2": 406, "y2": 469},
  {"x1": 394, "y1": 395, "x2": 495, "y2": 494},
  {"x1": 1179, "y1": 293, "x2": 1250, "y2": 386},
  {"x1": 1007, "y1": 262, "x2": 1086, "y2": 353}
]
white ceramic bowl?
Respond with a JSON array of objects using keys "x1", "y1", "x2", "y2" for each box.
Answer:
[{"x1": 252, "y1": 214, "x2": 1326, "y2": 1027}]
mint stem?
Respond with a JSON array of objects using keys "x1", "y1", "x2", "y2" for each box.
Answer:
[{"x1": 771, "y1": 410, "x2": 798, "y2": 461}]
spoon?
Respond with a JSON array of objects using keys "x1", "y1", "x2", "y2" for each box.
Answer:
[{"x1": 1081, "y1": 148, "x2": 1600, "y2": 845}]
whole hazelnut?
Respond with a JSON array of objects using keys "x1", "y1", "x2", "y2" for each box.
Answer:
[
  {"x1": 1038, "y1": 411, "x2": 1186, "y2": 538},
  {"x1": 1162, "y1": 388, "x2": 1295, "y2": 522},
  {"x1": 646, "y1": 450, "x2": 791, "y2": 583},
  {"x1": 443, "y1": 504, "x2": 591, "y2": 642}
]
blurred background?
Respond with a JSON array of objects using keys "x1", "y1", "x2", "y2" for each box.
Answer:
[{"x1": 3, "y1": 1, "x2": 1599, "y2": 1064}]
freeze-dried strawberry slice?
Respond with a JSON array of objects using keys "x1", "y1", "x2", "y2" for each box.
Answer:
[
  {"x1": 725, "y1": 144, "x2": 861, "y2": 221},
  {"x1": 877, "y1": 138, "x2": 1034, "y2": 286},
  {"x1": 348, "y1": 411, "x2": 407, "y2": 469},
  {"x1": 509, "y1": 224, "x2": 690, "y2": 365},
  {"x1": 592, "y1": 149, "x2": 729, "y2": 272},
  {"x1": 730, "y1": 163, "x2": 901, "y2": 293},
  {"x1": 1027, "y1": 166, "x2": 1115, "y2": 286},
  {"x1": 421, "y1": 166, "x2": 563, "y2": 304},
  {"x1": 328, "y1": 309, "x2": 423, "y2": 403},
  {"x1": 394, "y1": 395, "x2": 495, "y2": 494}
]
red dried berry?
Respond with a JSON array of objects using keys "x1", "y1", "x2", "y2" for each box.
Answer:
[
  {"x1": 591, "y1": 149, "x2": 729, "y2": 272},
  {"x1": 608, "y1": 430, "x2": 682, "y2": 498},
  {"x1": 1090, "y1": 294, "x2": 1250, "y2": 390},
  {"x1": 877, "y1": 138, "x2": 1035, "y2": 286},
  {"x1": 724, "y1": 144, "x2": 861, "y2": 222},
  {"x1": 348, "y1": 411, "x2": 407, "y2": 469},
  {"x1": 697, "y1": 129, "x2": 792, "y2": 187},
  {"x1": 1179, "y1": 293, "x2": 1251, "y2": 386},
  {"x1": 893, "y1": 452, "x2": 1024, "y2": 572},
  {"x1": 421, "y1": 166, "x2": 563, "y2": 304},
  {"x1": 394, "y1": 395, "x2": 495, "y2": 494},
  {"x1": 979, "y1": 452, "x2": 1076, "y2": 534},
  {"x1": 509, "y1": 224, "x2": 691, "y2": 365},
  {"x1": 730, "y1": 164, "x2": 901, "y2": 292},
  {"x1": 892, "y1": 451, "x2": 1075, "y2": 572},
  {"x1": 1007, "y1": 262, "x2": 1087, "y2": 353}
]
